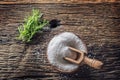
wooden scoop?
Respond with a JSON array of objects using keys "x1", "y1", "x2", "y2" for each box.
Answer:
[{"x1": 64, "y1": 47, "x2": 103, "y2": 69}]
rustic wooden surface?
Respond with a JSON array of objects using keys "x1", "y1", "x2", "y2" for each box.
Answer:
[
  {"x1": 0, "y1": 2, "x2": 120, "y2": 80},
  {"x1": 0, "y1": 0, "x2": 119, "y2": 4}
]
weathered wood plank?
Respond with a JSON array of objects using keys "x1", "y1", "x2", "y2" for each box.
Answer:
[
  {"x1": 0, "y1": 3, "x2": 120, "y2": 80},
  {"x1": 0, "y1": 0, "x2": 119, "y2": 4}
]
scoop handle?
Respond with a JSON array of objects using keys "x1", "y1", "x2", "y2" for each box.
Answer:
[{"x1": 84, "y1": 56, "x2": 103, "y2": 69}]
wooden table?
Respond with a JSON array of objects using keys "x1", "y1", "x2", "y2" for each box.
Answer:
[{"x1": 0, "y1": 0, "x2": 120, "y2": 80}]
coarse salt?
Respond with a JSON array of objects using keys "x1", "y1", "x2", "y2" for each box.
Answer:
[{"x1": 47, "y1": 32, "x2": 87, "y2": 72}]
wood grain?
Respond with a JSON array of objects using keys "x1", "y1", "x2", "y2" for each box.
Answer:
[
  {"x1": 0, "y1": 0, "x2": 119, "y2": 4},
  {"x1": 0, "y1": 2, "x2": 120, "y2": 80}
]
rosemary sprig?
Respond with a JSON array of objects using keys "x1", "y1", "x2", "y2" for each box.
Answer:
[{"x1": 18, "y1": 9, "x2": 49, "y2": 42}]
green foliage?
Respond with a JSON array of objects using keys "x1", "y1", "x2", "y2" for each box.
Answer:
[{"x1": 18, "y1": 9, "x2": 49, "y2": 42}]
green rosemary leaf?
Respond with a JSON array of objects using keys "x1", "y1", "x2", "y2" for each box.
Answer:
[{"x1": 18, "y1": 9, "x2": 49, "y2": 43}]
